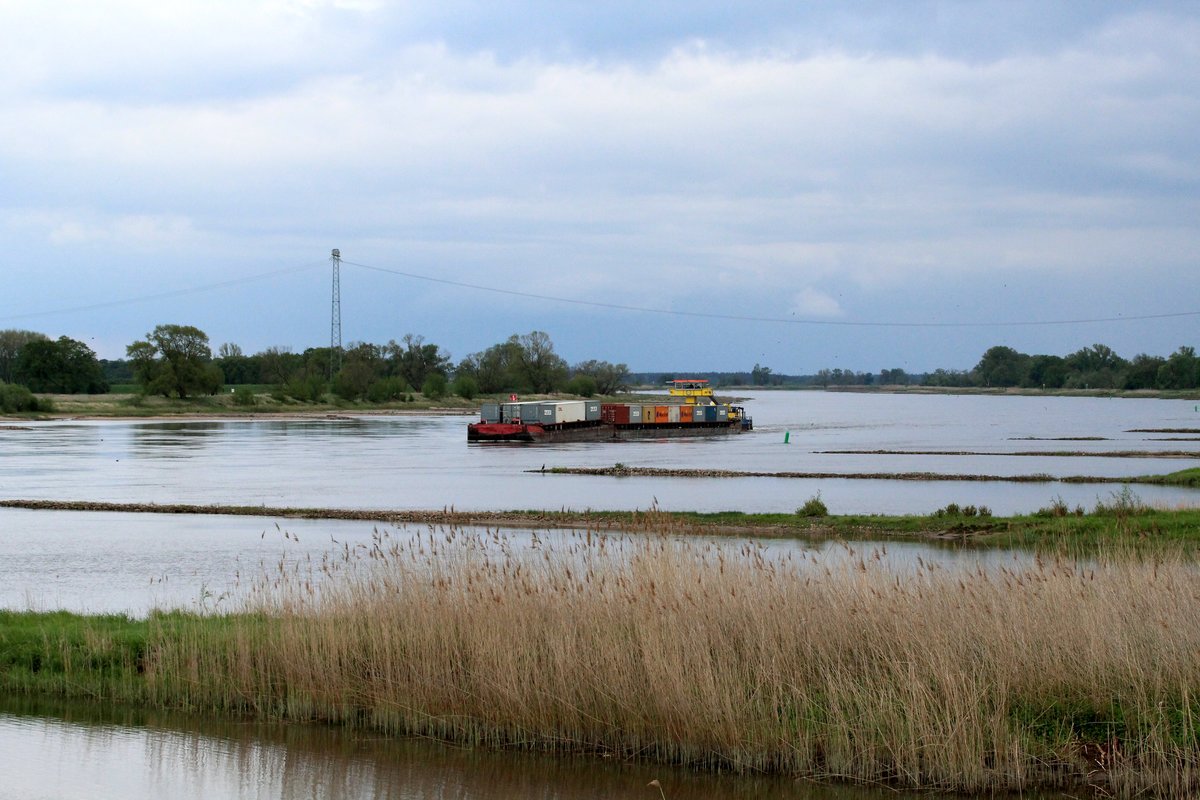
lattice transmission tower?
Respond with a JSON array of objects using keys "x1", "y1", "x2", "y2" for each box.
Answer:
[{"x1": 330, "y1": 248, "x2": 342, "y2": 379}]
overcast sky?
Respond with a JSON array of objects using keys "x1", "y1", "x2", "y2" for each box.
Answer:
[{"x1": 1, "y1": 1, "x2": 1197, "y2": 373}]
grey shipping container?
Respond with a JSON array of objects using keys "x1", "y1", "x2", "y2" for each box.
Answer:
[
  {"x1": 481, "y1": 402, "x2": 500, "y2": 423},
  {"x1": 629, "y1": 404, "x2": 643, "y2": 423},
  {"x1": 585, "y1": 401, "x2": 601, "y2": 421},
  {"x1": 520, "y1": 403, "x2": 543, "y2": 423}
]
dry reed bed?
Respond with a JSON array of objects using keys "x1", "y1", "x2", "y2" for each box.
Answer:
[{"x1": 145, "y1": 527, "x2": 1200, "y2": 795}]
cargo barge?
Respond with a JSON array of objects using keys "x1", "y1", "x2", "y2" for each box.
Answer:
[{"x1": 467, "y1": 380, "x2": 752, "y2": 443}]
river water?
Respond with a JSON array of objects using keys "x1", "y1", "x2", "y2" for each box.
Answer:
[
  {"x1": 1, "y1": 391, "x2": 1195, "y2": 799},
  {"x1": 2, "y1": 391, "x2": 1197, "y2": 516},
  {"x1": 0, "y1": 694, "x2": 917, "y2": 800}
]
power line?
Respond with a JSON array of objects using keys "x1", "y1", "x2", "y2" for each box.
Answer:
[
  {"x1": 0, "y1": 260, "x2": 327, "y2": 323},
  {"x1": 343, "y1": 259, "x2": 1200, "y2": 329}
]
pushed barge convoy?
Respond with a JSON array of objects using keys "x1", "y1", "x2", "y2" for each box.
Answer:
[{"x1": 467, "y1": 379, "x2": 752, "y2": 443}]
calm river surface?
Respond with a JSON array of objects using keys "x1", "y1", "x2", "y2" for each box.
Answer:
[
  {"x1": 0, "y1": 689, "x2": 1081, "y2": 800},
  {"x1": 2, "y1": 391, "x2": 1198, "y2": 516},
  {"x1": 0, "y1": 391, "x2": 1195, "y2": 799}
]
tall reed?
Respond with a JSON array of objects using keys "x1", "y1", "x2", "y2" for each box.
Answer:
[{"x1": 127, "y1": 528, "x2": 1200, "y2": 794}]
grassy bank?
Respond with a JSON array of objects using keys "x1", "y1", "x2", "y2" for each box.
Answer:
[
  {"x1": 0, "y1": 390, "x2": 485, "y2": 419},
  {"x1": 3, "y1": 495, "x2": 1200, "y2": 552},
  {"x1": 538, "y1": 463, "x2": 1200, "y2": 488},
  {"x1": 2, "y1": 528, "x2": 1198, "y2": 796}
]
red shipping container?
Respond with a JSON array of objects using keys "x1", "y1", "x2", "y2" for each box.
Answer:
[{"x1": 601, "y1": 403, "x2": 630, "y2": 424}]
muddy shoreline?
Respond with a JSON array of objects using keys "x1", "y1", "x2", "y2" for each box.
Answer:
[{"x1": 533, "y1": 464, "x2": 1199, "y2": 486}]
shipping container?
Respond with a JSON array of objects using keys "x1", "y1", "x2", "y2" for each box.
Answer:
[
  {"x1": 667, "y1": 405, "x2": 680, "y2": 423},
  {"x1": 532, "y1": 400, "x2": 587, "y2": 424},
  {"x1": 520, "y1": 403, "x2": 543, "y2": 423},
  {"x1": 679, "y1": 405, "x2": 693, "y2": 423},
  {"x1": 585, "y1": 401, "x2": 601, "y2": 421},
  {"x1": 481, "y1": 402, "x2": 500, "y2": 423},
  {"x1": 654, "y1": 406, "x2": 669, "y2": 424},
  {"x1": 629, "y1": 404, "x2": 643, "y2": 423},
  {"x1": 602, "y1": 403, "x2": 631, "y2": 425},
  {"x1": 702, "y1": 405, "x2": 718, "y2": 422},
  {"x1": 559, "y1": 400, "x2": 587, "y2": 423}
]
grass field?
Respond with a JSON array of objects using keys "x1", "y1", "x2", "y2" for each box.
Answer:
[{"x1": 7, "y1": 389, "x2": 483, "y2": 417}]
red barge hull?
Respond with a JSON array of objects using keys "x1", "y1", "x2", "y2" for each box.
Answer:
[{"x1": 467, "y1": 419, "x2": 746, "y2": 443}]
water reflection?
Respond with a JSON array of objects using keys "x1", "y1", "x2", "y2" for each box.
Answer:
[
  {"x1": 0, "y1": 694, "x2": 934, "y2": 800},
  {"x1": 131, "y1": 421, "x2": 229, "y2": 456}
]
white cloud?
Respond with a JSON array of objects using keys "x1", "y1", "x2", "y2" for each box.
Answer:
[
  {"x1": 0, "y1": 3, "x2": 1196, "y2": 366},
  {"x1": 9, "y1": 210, "x2": 205, "y2": 250},
  {"x1": 790, "y1": 288, "x2": 843, "y2": 318}
]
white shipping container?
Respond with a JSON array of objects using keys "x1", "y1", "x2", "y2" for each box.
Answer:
[
  {"x1": 667, "y1": 405, "x2": 681, "y2": 423},
  {"x1": 529, "y1": 400, "x2": 588, "y2": 424},
  {"x1": 555, "y1": 400, "x2": 586, "y2": 423}
]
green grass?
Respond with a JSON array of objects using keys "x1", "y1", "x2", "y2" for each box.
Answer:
[
  {"x1": 11, "y1": 390, "x2": 488, "y2": 418},
  {"x1": 1137, "y1": 467, "x2": 1200, "y2": 488},
  {"x1": 0, "y1": 610, "x2": 148, "y2": 698}
]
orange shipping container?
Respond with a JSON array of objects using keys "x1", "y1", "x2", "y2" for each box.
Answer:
[
  {"x1": 679, "y1": 405, "x2": 693, "y2": 423},
  {"x1": 654, "y1": 406, "x2": 670, "y2": 423}
]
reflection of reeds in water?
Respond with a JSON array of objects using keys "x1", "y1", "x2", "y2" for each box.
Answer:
[{"x1": 142, "y1": 526, "x2": 1198, "y2": 796}]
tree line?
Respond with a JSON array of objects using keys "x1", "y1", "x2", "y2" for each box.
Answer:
[
  {"x1": 638, "y1": 342, "x2": 1200, "y2": 391},
  {"x1": 936, "y1": 343, "x2": 1200, "y2": 391},
  {"x1": 0, "y1": 325, "x2": 631, "y2": 404},
  {"x1": 2, "y1": 325, "x2": 1197, "y2": 409}
]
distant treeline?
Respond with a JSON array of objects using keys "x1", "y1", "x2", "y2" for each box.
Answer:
[
  {"x1": 0, "y1": 326, "x2": 631, "y2": 403},
  {"x1": 636, "y1": 343, "x2": 1200, "y2": 391},
  {"x1": 2, "y1": 325, "x2": 1197, "y2": 408}
]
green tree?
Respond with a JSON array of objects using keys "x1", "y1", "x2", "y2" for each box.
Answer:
[
  {"x1": 451, "y1": 374, "x2": 478, "y2": 400},
  {"x1": 421, "y1": 372, "x2": 448, "y2": 400},
  {"x1": 922, "y1": 368, "x2": 973, "y2": 387},
  {"x1": 367, "y1": 376, "x2": 409, "y2": 403},
  {"x1": 456, "y1": 339, "x2": 524, "y2": 393},
  {"x1": 0, "y1": 329, "x2": 47, "y2": 384},
  {"x1": 14, "y1": 336, "x2": 108, "y2": 393},
  {"x1": 215, "y1": 342, "x2": 259, "y2": 385},
  {"x1": 750, "y1": 363, "x2": 773, "y2": 386},
  {"x1": 1021, "y1": 355, "x2": 1067, "y2": 389},
  {"x1": 572, "y1": 360, "x2": 630, "y2": 394},
  {"x1": 974, "y1": 346, "x2": 1028, "y2": 387},
  {"x1": 256, "y1": 346, "x2": 302, "y2": 386},
  {"x1": 511, "y1": 331, "x2": 567, "y2": 393},
  {"x1": 333, "y1": 361, "x2": 374, "y2": 400},
  {"x1": 1123, "y1": 353, "x2": 1167, "y2": 390},
  {"x1": 331, "y1": 342, "x2": 384, "y2": 400},
  {"x1": 565, "y1": 374, "x2": 597, "y2": 397},
  {"x1": 1064, "y1": 343, "x2": 1128, "y2": 389},
  {"x1": 1157, "y1": 346, "x2": 1199, "y2": 390},
  {"x1": 0, "y1": 381, "x2": 48, "y2": 412},
  {"x1": 126, "y1": 324, "x2": 219, "y2": 398},
  {"x1": 387, "y1": 334, "x2": 451, "y2": 391}
]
